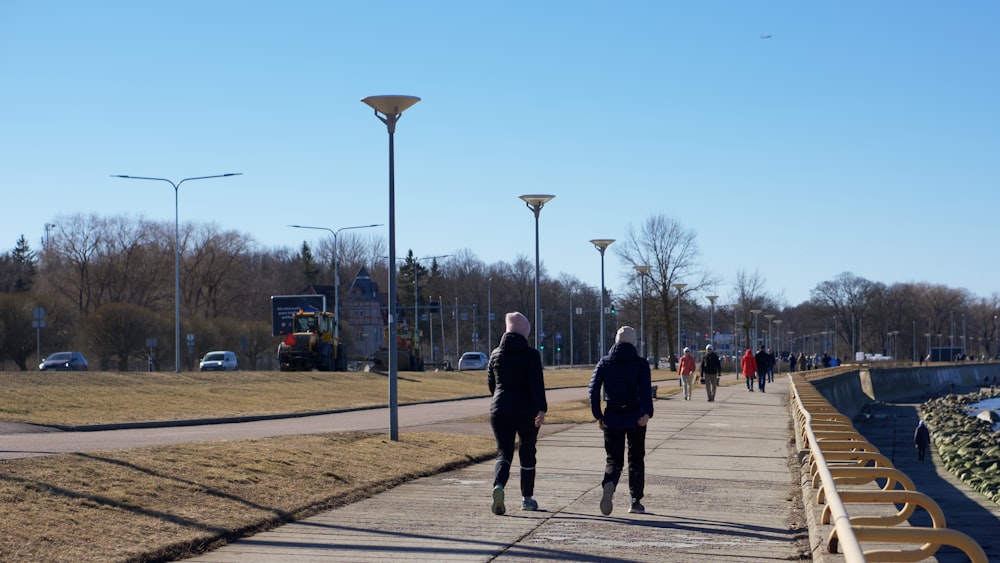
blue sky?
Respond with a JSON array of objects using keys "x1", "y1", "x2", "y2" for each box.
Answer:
[{"x1": 2, "y1": 1, "x2": 997, "y2": 306}]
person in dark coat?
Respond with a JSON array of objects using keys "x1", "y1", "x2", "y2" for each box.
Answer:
[
  {"x1": 699, "y1": 343, "x2": 722, "y2": 402},
  {"x1": 755, "y1": 345, "x2": 771, "y2": 392},
  {"x1": 487, "y1": 312, "x2": 547, "y2": 515},
  {"x1": 914, "y1": 420, "x2": 931, "y2": 461},
  {"x1": 589, "y1": 326, "x2": 654, "y2": 516}
]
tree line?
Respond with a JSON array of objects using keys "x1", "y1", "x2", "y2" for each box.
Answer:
[{"x1": 1, "y1": 212, "x2": 997, "y2": 371}]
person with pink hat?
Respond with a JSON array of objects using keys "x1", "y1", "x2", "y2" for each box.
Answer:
[{"x1": 487, "y1": 312, "x2": 547, "y2": 515}]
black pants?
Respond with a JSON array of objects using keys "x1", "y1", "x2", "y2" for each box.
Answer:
[
  {"x1": 602, "y1": 425, "x2": 647, "y2": 501},
  {"x1": 490, "y1": 412, "x2": 539, "y2": 497}
]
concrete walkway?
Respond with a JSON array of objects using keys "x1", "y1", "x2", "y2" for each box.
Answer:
[{"x1": 186, "y1": 376, "x2": 809, "y2": 562}]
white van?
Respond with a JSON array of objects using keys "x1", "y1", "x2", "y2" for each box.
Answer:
[{"x1": 199, "y1": 351, "x2": 238, "y2": 371}]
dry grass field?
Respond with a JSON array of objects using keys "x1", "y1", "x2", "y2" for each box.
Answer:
[{"x1": 0, "y1": 367, "x2": 633, "y2": 562}]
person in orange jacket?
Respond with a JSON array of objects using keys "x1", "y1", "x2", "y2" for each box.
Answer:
[
  {"x1": 677, "y1": 347, "x2": 696, "y2": 400},
  {"x1": 740, "y1": 347, "x2": 757, "y2": 392}
]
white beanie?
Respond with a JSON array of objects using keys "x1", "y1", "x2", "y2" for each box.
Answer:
[{"x1": 615, "y1": 326, "x2": 637, "y2": 346}]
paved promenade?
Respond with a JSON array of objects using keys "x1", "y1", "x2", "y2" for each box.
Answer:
[{"x1": 186, "y1": 377, "x2": 808, "y2": 562}]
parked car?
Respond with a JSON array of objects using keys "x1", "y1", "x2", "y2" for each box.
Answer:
[
  {"x1": 199, "y1": 351, "x2": 238, "y2": 371},
  {"x1": 457, "y1": 351, "x2": 488, "y2": 370},
  {"x1": 39, "y1": 351, "x2": 89, "y2": 371}
]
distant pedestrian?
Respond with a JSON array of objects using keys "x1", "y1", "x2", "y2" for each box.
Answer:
[
  {"x1": 914, "y1": 420, "x2": 931, "y2": 461},
  {"x1": 678, "y1": 347, "x2": 696, "y2": 400},
  {"x1": 798, "y1": 352, "x2": 806, "y2": 372},
  {"x1": 741, "y1": 347, "x2": 757, "y2": 392},
  {"x1": 488, "y1": 312, "x2": 547, "y2": 515},
  {"x1": 700, "y1": 344, "x2": 721, "y2": 402},
  {"x1": 767, "y1": 349, "x2": 776, "y2": 383},
  {"x1": 589, "y1": 326, "x2": 654, "y2": 516},
  {"x1": 755, "y1": 346, "x2": 770, "y2": 392},
  {"x1": 789, "y1": 352, "x2": 797, "y2": 372}
]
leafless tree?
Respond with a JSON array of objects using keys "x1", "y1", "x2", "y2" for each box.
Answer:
[{"x1": 616, "y1": 214, "x2": 718, "y2": 365}]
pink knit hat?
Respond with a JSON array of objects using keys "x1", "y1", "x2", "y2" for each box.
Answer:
[{"x1": 505, "y1": 312, "x2": 531, "y2": 338}]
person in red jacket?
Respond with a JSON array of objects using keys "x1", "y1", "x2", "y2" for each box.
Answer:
[
  {"x1": 740, "y1": 347, "x2": 757, "y2": 392},
  {"x1": 678, "y1": 347, "x2": 696, "y2": 400}
]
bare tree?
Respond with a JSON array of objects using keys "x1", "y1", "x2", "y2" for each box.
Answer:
[
  {"x1": 616, "y1": 214, "x2": 717, "y2": 366},
  {"x1": 81, "y1": 302, "x2": 161, "y2": 371},
  {"x1": 184, "y1": 225, "x2": 253, "y2": 319}
]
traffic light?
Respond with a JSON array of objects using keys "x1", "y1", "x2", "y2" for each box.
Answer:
[{"x1": 610, "y1": 303, "x2": 616, "y2": 314}]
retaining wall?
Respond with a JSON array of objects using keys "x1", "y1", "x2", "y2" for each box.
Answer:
[{"x1": 809, "y1": 363, "x2": 1000, "y2": 418}]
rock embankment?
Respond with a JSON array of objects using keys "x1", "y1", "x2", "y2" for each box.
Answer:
[{"x1": 921, "y1": 388, "x2": 1000, "y2": 505}]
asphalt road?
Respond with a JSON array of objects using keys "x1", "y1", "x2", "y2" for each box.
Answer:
[{"x1": 0, "y1": 386, "x2": 593, "y2": 460}]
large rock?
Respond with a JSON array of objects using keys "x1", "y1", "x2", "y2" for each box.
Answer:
[{"x1": 975, "y1": 409, "x2": 999, "y2": 423}]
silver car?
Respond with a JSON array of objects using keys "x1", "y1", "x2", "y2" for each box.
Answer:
[{"x1": 458, "y1": 351, "x2": 488, "y2": 370}]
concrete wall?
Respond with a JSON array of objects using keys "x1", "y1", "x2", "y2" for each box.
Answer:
[{"x1": 810, "y1": 364, "x2": 1000, "y2": 419}]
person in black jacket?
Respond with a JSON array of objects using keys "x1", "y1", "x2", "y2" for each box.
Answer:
[
  {"x1": 914, "y1": 420, "x2": 931, "y2": 461},
  {"x1": 755, "y1": 345, "x2": 771, "y2": 392},
  {"x1": 700, "y1": 343, "x2": 721, "y2": 401},
  {"x1": 589, "y1": 326, "x2": 654, "y2": 515},
  {"x1": 487, "y1": 312, "x2": 547, "y2": 515}
]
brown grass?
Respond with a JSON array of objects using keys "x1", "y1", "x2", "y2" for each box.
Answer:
[
  {"x1": 0, "y1": 368, "x2": 600, "y2": 426},
  {"x1": 0, "y1": 368, "x2": 604, "y2": 562}
]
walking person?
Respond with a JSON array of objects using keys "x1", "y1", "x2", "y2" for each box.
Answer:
[
  {"x1": 488, "y1": 312, "x2": 547, "y2": 515},
  {"x1": 914, "y1": 420, "x2": 931, "y2": 461},
  {"x1": 678, "y1": 347, "x2": 696, "y2": 400},
  {"x1": 741, "y1": 347, "x2": 757, "y2": 392},
  {"x1": 700, "y1": 343, "x2": 721, "y2": 402},
  {"x1": 789, "y1": 352, "x2": 797, "y2": 373},
  {"x1": 589, "y1": 326, "x2": 654, "y2": 515},
  {"x1": 755, "y1": 345, "x2": 770, "y2": 392},
  {"x1": 767, "y1": 349, "x2": 775, "y2": 383}
]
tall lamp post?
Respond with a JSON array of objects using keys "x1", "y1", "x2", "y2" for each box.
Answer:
[
  {"x1": 672, "y1": 283, "x2": 687, "y2": 360},
  {"x1": 289, "y1": 223, "x2": 382, "y2": 340},
  {"x1": 520, "y1": 195, "x2": 555, "y2": 352},
  {"x1": 113, "y1": 173, "x2": 242, "y2": 372},
  {"x1": 750, "y1": 309, "x2": 763, "y2": 351},
  {"x1": 362, "y1": 94, "x2": 420, "y2": 442},
  {"x1": 590, "y1": 239, "x2": 615, "y2": 355},
  {"x1": 764, "y1": 314, "x2": 775, "y2": 350},
  {"x1": 773, "y1": 319, "x2": 783, "y2": 372},
  {"x1": 406, "y1": 254, "x2": 450, "y2": 355},
  {"x1": 706, "y1": 295, "x2": 719, "y2": 351},
  {"x1": 634, "y1": 265, "x2": 651, "y2": 358}
]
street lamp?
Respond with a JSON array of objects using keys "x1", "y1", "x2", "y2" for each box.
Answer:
[
  {"x1": 750, "y1": 309, "x2": 763, "y2": 350},
  {"x1": 289, "y1": 223, "x2": 382, "y2": 341},
  {"x1": 634, "y1": 265, "x2": 651, "y2": 358},
  {"x1": 520, "y1": 195, "x2": 555, "y2": 352},
  {"x1": 362, "y1": 94, "x2": 420, "y2": 442},
  {"x1": 706, "y1": 295, "x2": 719, "y2": 351},
  {"x1": 764, "y1": 314, "x2": 775, "y2": 350},
  {"x1": 773, "y1": 319, "x2": 783, "y2": 372},
  {"x1": 590, "y1": 239, "x2": 615, "y2": 355},
  {"x1": 411, "y1": 254, "x2": 450, "y2": 355},
  {"x1": 113, "y1": 173, "x2": 242, "y2": 372},
  {"x1": 672, "y1": 283, "x2": 687, "y2": 360}
]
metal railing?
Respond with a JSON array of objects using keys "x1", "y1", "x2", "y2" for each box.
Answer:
[{"x1": 789, "y1": 373, "x2": 987, "y2": 562}]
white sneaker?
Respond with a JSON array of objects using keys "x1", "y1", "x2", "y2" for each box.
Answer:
[{"x1": 491, "y1": 485, "x2": 505, "y2": 515}]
